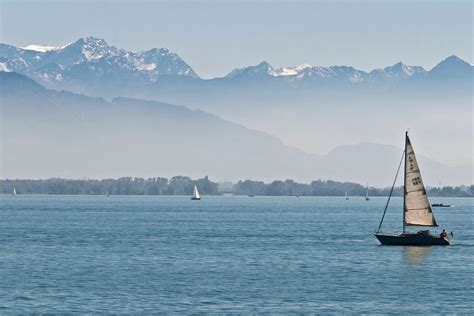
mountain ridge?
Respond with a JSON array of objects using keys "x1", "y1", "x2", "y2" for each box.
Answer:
[
  {"x1": 1, "y1": 37, "x2": 472, "y2": 90},
  {"x1": 1, "y1": 71, "x2": 470, "y2": 186}
]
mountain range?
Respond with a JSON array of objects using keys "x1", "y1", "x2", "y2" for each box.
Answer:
[
  {"x1": 1, "y1": 71, "x2": 470, "y2": 186},
  {"x1": 1, "y1": 37, "x2": 472, "y2": 96}
]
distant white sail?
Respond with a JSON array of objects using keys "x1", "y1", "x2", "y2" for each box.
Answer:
[
  {"x1": 12, "y1": 187, "x2": 16, "y2": 196},
  {"x1": 193, "y1": 185, "x2": 200, "y2": 199},
  {"x1": 365, "y1": 183, "x2": 369, "y2": 200},
  {"x1": 345, "y1": 191, "x2": 348, "y2": 200},
  {"x1": 404, "y1": 135, "x2": 437, "y2": 226}
]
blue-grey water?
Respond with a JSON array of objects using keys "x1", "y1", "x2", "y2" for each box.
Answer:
[{"x1": 0, "y1": 195, "x2": 472, "y2": 313}]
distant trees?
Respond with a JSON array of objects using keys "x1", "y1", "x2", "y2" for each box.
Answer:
[
  {"x1": 427, "y1": 185, "x2": 474, "y2": 197},
  {"x1": 233, "y1": 179, "x2": 470, "y2": 197},
  {"x1": 0, "y1": 176, "x2": 218, "y2": 196},
  {"x1": 0, "y1": 178, "x2": 472, "y2": 197},
  {"x1": 234, "y1": 179, "x2": 398, "y2": 197}
]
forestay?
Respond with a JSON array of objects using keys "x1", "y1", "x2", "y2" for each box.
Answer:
[{"x1": 404, "y1": 135, "x2": 437, "y2": 226}]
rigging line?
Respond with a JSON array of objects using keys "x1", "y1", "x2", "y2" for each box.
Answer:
[{"x1": 376, "y1": 149, "x2": 405, "y2": 233}]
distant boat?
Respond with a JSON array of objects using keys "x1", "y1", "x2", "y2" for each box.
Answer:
[
  {"x1": 345, "y1": 191, "x2": 349, "y2": 200},
  {"x1": 12, "y1": 187, "x2": 16, "y2": 196},
  {"x1": 248, "y1": 194, "x2": 255, "y2": 197},
  {"x1": 191, "y1": 185, "x2": 201, "y2": 200},
  {"x1": 106, "y1": 189, "x2": 110, "y2": 197},
  {"x1": 431, "y1": 203, "x2": 451, "y2": 208},
  {"x1": 365, "y1": 183, "x2": 370, "y2": 201},
  {"x1": 375, "y1": 132, "x2": 451, "y2": 246}
]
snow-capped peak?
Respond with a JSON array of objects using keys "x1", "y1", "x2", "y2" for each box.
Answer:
[
  {"x1": 226, "y1": 61, "x2": 274, "y2": 78},
  {"x1": 67, "y1": 37, "x2": 117, "y2": 61},
  {"x1": 383, "y1": 62, "x2": 425, "y2": 76},
  {"x1": 369, "y1": 61, "x2": 426, "y2": 80},
  {"x1": 271, "y1": 64, "x2": 312, "y2": 77},
  {"x1": 1, "y1": 36, "x2": 200, "y2": 84}
]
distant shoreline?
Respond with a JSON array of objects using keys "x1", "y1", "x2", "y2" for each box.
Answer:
[
  {"x1": 0, "y1": 194, "x2": 471, "y2": 198},
  {"x1": 1, "y1": 177, "x2": 472, "y2": 198}
]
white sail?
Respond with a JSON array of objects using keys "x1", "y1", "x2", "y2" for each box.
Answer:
[
  {"x1": 365, "y1": 185, "x2": 369, "y2": 200},
  {"x1": 193, "y1": 185, "x2": 200, "y2": 199},
  {"x1": 13, "y1": 187, "x2": 16, "y2": 196},
  {"x1": 404, "y1": 135, "x2": 437, "y2": 226}
]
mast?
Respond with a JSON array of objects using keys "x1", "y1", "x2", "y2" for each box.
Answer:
[{"x1": 403, "y1": 131, "x2": 408, "y2": 233}]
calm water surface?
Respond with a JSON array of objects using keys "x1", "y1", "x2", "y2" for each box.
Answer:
[{"x1": 0, "y1": 195, "x2": 472, "y2": 313}]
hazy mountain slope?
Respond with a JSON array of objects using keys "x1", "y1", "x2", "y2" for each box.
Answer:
[
  {"x1": 0, "y1": 72, "x2": 318, "y2": 181},
  {"x1": 1, "y1": 38, "x2": 471, "y2": 168},
  {"x1": 316, "y1": 143, "x2": 471, "y2": 187},
  {"x1": 129, "y1": 56, "x2": 473, "y2": 170},
  {"x1": 1, "y1": 72, "x2": 470, "y2": 185}
]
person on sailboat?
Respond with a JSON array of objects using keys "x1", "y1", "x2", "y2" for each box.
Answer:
[{"x1": 440, "y1": 229, "x2": 448, "y2": 239}]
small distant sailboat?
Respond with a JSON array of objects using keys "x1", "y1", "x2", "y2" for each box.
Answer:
[
  {"x1": 345, "y1": 191, "x2": 349, "y2": 200},
  {"x1": 365, "y1": 183, "x2": 370, "y2": 201},
  {"x1": 431, "y1": 203, "x2": 451, "y2": 208},
  {"x1": 106, "y1": 189, "x2": 110, "y2": 197},
  {"x1": 12, "y1": 186, "x2": 16, "y2": 196},
  {"x1": 375, "y1": 132, "x2": 451, "y2": 246},
  {"x1": 191, "y1": 185, "x2": 201, "y2": 200}
]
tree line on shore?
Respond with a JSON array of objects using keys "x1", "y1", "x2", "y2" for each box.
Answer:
[{"x1": 0, "y1": 177, "x2": 472, "y2": 197}]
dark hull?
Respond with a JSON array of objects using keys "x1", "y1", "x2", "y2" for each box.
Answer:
[
  {"x1": 375, "y1": 233, "x2": 450, "y2": 246},
  {"x1": 191, "y1": 197, "x2": 201, "y2": 200}
]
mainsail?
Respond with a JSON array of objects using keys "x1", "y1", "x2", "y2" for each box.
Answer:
[
  {"x1": 193, "y1": 185, "x2": 200, "y2": 199},
  {"x1": 404, "y1": 134, "x2": 437, "y2": 227}
]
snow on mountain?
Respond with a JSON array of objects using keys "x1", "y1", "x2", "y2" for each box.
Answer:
[
  {"x1": 1, "y1": 36, "x2": 471, "y2": 97},
  {"x1": 224, "y1": 60, "x2": 435, "y2": 83},
  {"x1": 21, "y1": 44, "x2": 67, "y2": 52},
  {"x1": 138, "y1": 48, "x2": 197, "y2": 78},
  {"x1": 0, "y1": 37, "x2": 199, "y2": 90},
  {"x1": 0, "y1": 62, "x2": 10, "y2": 72},
  {"x1": 271, "y1": 64, "x2": 312, "y2": 76},
  {"x1": 370, "y1": 62, "x2": 426, "y2": 80},
  {"x1": 225, "y1": 61, "x2": 274, "y2": 78}
]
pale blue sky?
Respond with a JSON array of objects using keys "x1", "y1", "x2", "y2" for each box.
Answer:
[{"x1": 1, "y1": 0, "x2": 472, "y2": 78}]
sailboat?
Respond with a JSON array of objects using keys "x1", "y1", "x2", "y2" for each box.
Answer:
[
  {"x1": 375, "y1": 132, "x2": 450, "y2": 246},
  {"x1": 12, "y1": 187, "x2": 16, "y2": 196},
  {"x1": 345, "y1": 191, "x2": 349, "y2": 200},
  {"x1": 365, "y1": 183, "x2": 370, "y2": 201},
  {"x1": 106, "y1": 189, "x2": 110, "y2": 197},
  {"x1": 191, "y1": 185, "x2": 201, "y2": 200}
]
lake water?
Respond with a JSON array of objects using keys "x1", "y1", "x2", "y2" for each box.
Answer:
[{"x1": 0, "y1": 195, "x2": 472, "y2": 313}]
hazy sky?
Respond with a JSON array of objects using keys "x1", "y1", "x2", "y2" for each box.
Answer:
[{"x1": 1, "y1": 0, "x2": 472, "y2": 78}]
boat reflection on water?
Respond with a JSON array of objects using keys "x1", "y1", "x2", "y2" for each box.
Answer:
[{"x1": 403, "y1": 246, "x2": 434, "y2": 265}]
